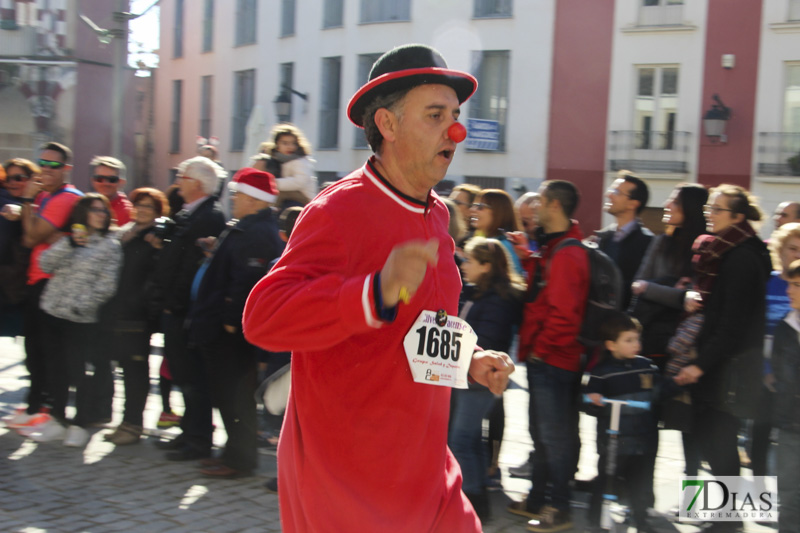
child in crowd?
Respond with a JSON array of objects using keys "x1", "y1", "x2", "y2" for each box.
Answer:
[
  {"x1": 773, "y1": 258, "x2": 800, "y2": 533},
  {"x1": 585, "y1": 312, "x2": 675, "y2": 533},
  {"x1": 450, "y1": 236, "x2": 524, "y2": 521}
]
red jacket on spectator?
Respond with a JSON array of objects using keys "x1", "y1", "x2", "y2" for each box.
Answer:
[
  {"x1": 108, "y1": 192, "x2": 132, "y2": 226},
  {"x1": 518, "y1": 222, "x2": 590, "y2": 372}
]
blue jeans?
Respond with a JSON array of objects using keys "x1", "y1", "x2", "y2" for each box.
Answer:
[
  {"x1": 448, "y1": 387, "x2": 496, "y2": 495},
  {"x1": 526, "y1": 359, "x2": 581, "y2": 512}
]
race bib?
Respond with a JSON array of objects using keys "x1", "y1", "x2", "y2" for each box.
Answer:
[{"x1": 403, "y1": 310, "x2": 478, "y2": 389}]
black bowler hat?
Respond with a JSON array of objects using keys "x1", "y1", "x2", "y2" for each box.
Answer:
[{"x1": 347, "y1": 44, "x2": 478, "y2": 128}]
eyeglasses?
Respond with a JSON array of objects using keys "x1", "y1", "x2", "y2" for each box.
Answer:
[
  {"x1": 7, "y1": 174, "x2": 30, "y2": 182},
  {"x1": 93, "y1": 175, "x2": 120, "y2": 184},
  {"x1": 38, "y1": 159, "x2": 65, "y2": 169},
  {"x1": 89, "y1": 207, "x2": 110, "y2": 215},
  {"x1": 607, "y1": 187, "x2": 631, "y2": 198},
  {"x1": 704, "y1": 205, "x2": 734, "y2": 215},
  {"x1": 471, "y1": 203, "x2": 492, "y2": 210},
  {"x1": 134, "y1": 203, "x2": 156, "y2": 210},
  {"x1": 452, "y1": 200, "x2": 468, "y2": 207}
]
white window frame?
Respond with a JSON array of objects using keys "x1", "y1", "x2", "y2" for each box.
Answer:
[{"x1": 633, "y1": 65, "x2": 679, "y2": 151}]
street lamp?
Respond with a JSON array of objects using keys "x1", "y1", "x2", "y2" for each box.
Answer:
[
  {"x1": 703, "y1": 94, "x2": 731, "y2": 144},
  {"x1": 273, "y1": 85, "x2": 308, "y2": 123}
]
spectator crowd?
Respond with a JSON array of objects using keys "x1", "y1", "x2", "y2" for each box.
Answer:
[{"x1": 2, "y1": 75, "x2": 800, "y2": 533}]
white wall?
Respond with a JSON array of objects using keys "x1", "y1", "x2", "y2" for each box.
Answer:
[
  {"x1": 154, "y1": 0, "x2": 555, "y2": 192},
  {"x1": 602, "y1": 0, "x2": 709, "y2": 227},
  {"x1": 751, "y1": 0, "x2": 800, "y2": 238}
]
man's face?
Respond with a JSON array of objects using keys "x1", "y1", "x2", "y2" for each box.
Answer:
[
  {"x1": 389, "y1": 84, "x2": 461, "y2": 194},
  {"x1": 92, "y1": 164, "x2": 124, "y2": 199},
  {"x1": 532, "y1": 189, "x2": 549, "y2": 230},
  {"x1": 38, "y1": 149, "x2": 70, "y2": 193},
  {"x1": 604, "y1": 178, "x2": 636, "y2": 217},
  {"x1": 177, "y1": 173, "x2": 202, "y2": 201},
  {"x1": 774, "y1": 202, "x2": 800, "y2": 229}
]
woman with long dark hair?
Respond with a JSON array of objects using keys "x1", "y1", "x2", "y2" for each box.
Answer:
[{"x1": 630, "y1": 183, "x2": 709, "y2": 367}]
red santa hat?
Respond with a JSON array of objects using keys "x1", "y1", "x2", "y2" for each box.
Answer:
[{"x1": 229, "y1": 167, "x2": 278, "y2": 203}]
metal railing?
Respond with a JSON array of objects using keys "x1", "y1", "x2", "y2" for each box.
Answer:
[
  {"x1": 756, "y1": 132, "x2": 800, "y2": 176},
  {"x1": 607, "y1": 130, "x2": 691, "y2": 173}
]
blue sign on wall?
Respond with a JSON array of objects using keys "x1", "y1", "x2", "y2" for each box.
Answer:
[{"x1": 465, "y1": 118, "x2": 500, "y2": 151}]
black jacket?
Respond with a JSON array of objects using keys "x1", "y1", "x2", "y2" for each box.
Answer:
[
  {"x1": 585, "y1": 355, "x2": 680, "y2": 455},
  {"x1": 460, "y1": 284, "x2": 521, "y2": 354},
  {"x1": 153, "y1": 196, "x2": 227, "y2": 315},
  {"x1": 596, "y1": 221, "x2": 654, "y2": 309},
  {"x1": 105, "y1": 224, "x2": 162, "y2": 327},
  {"x1": 773, "y1": 312, "x2": 800, "y2": 433},
  {"x1": 188, "y1": 208, "x2": 283, "y2": 344},
  {"x1": 693, "y1": 236, "x2": 771, "y2": 418}
]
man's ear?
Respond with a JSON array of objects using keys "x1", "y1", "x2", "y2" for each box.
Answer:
[{"x1": 374, "y1": 107, "x2": 398, "y2": 144}]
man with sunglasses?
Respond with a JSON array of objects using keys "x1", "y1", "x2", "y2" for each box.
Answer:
[
  {"x1": 90, "y1": 156, "x2": 132, "y2": 226},
  {"x1": 5, "y1": 142, "x2": 85, "y2": 432}
]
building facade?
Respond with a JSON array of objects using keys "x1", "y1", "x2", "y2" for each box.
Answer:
[
  {"x1": 0, "y1": 0, "x2": 140, "y2": 192},
  {"x1": 153, "y1": 0, "x2": 800, "y2": 234}
]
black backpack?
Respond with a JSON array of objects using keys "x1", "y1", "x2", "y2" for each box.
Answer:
[{"x1": 540, "y1": 238, "x2": 623, "y2": 348}]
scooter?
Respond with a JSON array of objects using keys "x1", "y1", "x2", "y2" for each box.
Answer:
[{"x1": 584, "y1": 395, "x2": 650, "y2": 533}]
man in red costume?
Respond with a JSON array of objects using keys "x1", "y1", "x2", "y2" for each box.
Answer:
[{"x1": 243, "y1": 44, "x2": 514, "y2": 532}]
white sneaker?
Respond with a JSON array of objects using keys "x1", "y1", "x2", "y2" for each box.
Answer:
[
  {"x1": 27, "y1": 419, "x2": 67, "y2": 442},
  {"x1": 63, "y1": 425, "x2": 89, "y2": 447}
]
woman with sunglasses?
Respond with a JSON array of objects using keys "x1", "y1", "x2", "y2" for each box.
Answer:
[
  {"x1": 0, "y1": 158, "x2": 39, "y2": 336},
  {"x1": 23, "y1": 193, "x2": 123, "y2": 447},
  {"x1": 469, "y1": 189, "x2": 525, "y2": 277},
  {"x1": 672, "y1": 185, "x2": 771, "y2": 524}
]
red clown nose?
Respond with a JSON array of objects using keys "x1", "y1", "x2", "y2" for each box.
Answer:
[{"x1": 448, "y1": 122, "x2": 467, "y2": 143}]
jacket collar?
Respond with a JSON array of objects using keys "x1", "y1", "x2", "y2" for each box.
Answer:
[{"x1": 363, "y1": 156, "x2": 431, "y2": 215}]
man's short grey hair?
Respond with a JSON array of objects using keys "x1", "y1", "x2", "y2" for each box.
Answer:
[
  {"x1": 515, "y1": 192, "x2": 539, "y2": 210},
  {"x1": 362, "y1": 88, "x2": 411, "y2": 154},
  {"x1": 90, "y1": 155, "x2": 126, "y2": 181},
  {"x1": 181, "y1": 156, "x2": 226, "y2": 195}
]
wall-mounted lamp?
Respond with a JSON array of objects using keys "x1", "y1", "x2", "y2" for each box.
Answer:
[
  {"x1": 273, "y1": 85, "x2": 308, "y2": 123},
  {"x1": 703, "y1": 94, "x2": 731, "y2": 143}
]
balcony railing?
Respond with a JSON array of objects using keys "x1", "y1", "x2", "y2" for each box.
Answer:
[
  {"x1": 757, "y1": 132, "x2": 800, "y2": 176},
  {"x1": 608, "y1": 130, "x2": 691, "y2": 173}
]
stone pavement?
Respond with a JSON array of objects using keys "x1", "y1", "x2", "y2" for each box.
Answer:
[{"x1": 0, "y1": 335, "x2": 779, "y2": 532}]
